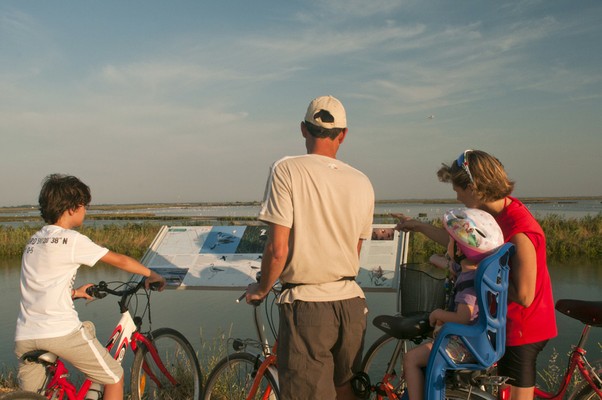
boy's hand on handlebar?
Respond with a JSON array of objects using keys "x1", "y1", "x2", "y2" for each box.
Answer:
[
  {"x1": 74, "y1": 284, "x2": 95, "y2": 300},
  {"x1": 146, "y1": 270, "x2": 167, "y2": 291}
]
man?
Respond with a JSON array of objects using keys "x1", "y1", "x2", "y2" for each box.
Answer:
[{"x1": 247, "y1": 95, "x2": 375, "y2": 399}]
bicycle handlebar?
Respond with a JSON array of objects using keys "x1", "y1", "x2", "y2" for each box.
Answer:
[{"x1": 85, "y1": 279, "x2": 161, "y2": 299}]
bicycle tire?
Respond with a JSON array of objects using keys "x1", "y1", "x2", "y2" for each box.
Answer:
[
  {"x1": 203, "y1": 352, "x2": 279, "y2": 400},
  {"x1": 0, "y1": 391, "x2": 48, "y2": 400},
  {"x1": 130, "y1": 327, "x2": 202, "y2": 400},
  {"x1": 444, "y1": 388, "x2": 495, "y2": 399},
  {"x1": 361, "y1": 334, "x2": 419, "y2": 399}
]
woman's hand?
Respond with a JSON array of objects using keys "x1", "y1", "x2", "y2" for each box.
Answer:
[{"x1": 391, "y1": 213, "x2": 420, "y2": 232}]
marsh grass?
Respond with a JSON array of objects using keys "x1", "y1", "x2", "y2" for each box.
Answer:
[
  {"x1": 0, "y1": 223, "x2": 162, "y2": 259},
  {"x1": 0, "y1": 366, "x2": 18, "y2": 393},
  {"x1": 377, "y1": 213, "x2": 602, "y2": 263},
  {"x1": 1, "y1": 214, "x2": 601, "y2": 262}
]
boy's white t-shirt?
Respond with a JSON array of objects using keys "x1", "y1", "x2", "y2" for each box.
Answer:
[{"x1": 15, "y1": 225, "x2": 109, "y2": 341}]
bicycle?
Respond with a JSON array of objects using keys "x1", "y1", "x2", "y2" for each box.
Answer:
[
  {"x1": 202, "y1": 279, "x2": 280, "y2": 400},
  {"x1": 352, "y1": 263, "x2": 507, "y2": 400},
  {"x1": 4, "y1": 279, "x2": 201, "y2": 400},
  {"x1": 528, "y1": 298, "x2": 602, "y2": 399}
]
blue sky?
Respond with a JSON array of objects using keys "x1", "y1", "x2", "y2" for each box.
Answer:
[{"x1": 1, "y1": 0, "x2": 601, "y2": 206}]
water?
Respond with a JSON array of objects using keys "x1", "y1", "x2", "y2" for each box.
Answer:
[
  {"x1": 2, "y1": 199, "x2": 601, "y2": 226},
  {"x1": 1, "y1": 257, "x2": 600, "y2": 389}
]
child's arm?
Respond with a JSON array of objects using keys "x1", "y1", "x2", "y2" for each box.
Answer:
[
  {"x1": 429, "y1": 254, "x2": 448, "y2": 269},
  {"x1": 100, "y1": 251, "x2": 166, "y2": 290},
  {"x1": 429, "y1": 303, "x2": 474, "y2": 327}
]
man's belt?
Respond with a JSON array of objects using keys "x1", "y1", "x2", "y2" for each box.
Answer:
[{"x1": 281, "y1": 276, "x2": 356, "y2": 291}]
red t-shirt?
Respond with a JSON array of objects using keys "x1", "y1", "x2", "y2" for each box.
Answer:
[{"x1": 495, "y1": 197, "x2": 558, "y2": 346}]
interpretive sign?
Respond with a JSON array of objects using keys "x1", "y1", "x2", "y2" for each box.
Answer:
[{"x1": 141, "y1": 225, "x2": 408, "y2": 291}]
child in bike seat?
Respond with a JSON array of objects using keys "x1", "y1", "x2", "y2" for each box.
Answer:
[
  {"x1": 403, "y1": 208, "x2": 504, "y2": 400},
  {"x1": 14, "y1": 174, "x2": 166, "y2": 400}
]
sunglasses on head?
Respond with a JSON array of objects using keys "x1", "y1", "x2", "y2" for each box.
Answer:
[{"x1": 456, "y1": 149, "x2": 474, "y2": 183}]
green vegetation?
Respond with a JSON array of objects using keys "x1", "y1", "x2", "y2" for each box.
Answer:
[
  {"x1": 378, "y1": 213, "x2": 602, "y2": 263},
  {"x1": 0, "y1": 223, "x2": 163, "y2": 259},
  {"x1": 0, "y1": 213, "x2": 600, "y2": 262},
  {"x1": 0, "y1": 214, "x2": 602, "y2": 262}
]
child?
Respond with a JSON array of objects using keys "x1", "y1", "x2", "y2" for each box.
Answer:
[
  {"x1": 403, "y1": 208, "x2": 504, "y2": 400},
  {"x1": 14, "y1": 174, "x2": 166, "y2": 400}
]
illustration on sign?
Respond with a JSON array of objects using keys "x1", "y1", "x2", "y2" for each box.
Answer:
[{"x1": 142, "y1": 225, "x2": 405, "y2": 291}]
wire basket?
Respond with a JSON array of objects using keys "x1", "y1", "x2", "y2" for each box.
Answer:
[{"x1": 398, "y1": 263, "x2": 447, "y2": 316}]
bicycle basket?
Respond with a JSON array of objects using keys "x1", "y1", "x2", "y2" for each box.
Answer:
[{"x1": 398, "y1": 263, "x2": 447, "y2": 315}]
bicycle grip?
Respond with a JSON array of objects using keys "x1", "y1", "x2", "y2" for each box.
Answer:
[{"x1": 85, "y1": 285, "x2": 107, "y2": 299}]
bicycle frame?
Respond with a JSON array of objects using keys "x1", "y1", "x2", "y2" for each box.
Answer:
[
  {"x1": 372, "y1": 340, "x2": 407, "y2": 400},
  {"x1": 41, "y1": 284, "x2": 178, "y2": 400},
  {"x1": 246, "y1": 348, "x2": 278, "y2": 400},
  {"x1": 245, "y1": 302, "x2": 279, "y2": 400},
  {"x1": 533, "y1": 324, "x2": 602, "y2": 399}
]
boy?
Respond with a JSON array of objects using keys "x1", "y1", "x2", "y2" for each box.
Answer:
[
  {"x1": 14, "y1": 174, "x2": 166, "y2": 400},
  {"x1": 403, "y1": 208, "x2": 504, "y2": 400}
]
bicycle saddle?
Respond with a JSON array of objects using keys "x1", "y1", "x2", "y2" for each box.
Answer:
[
  {"x1": 556, "y1": 299, "x2": 602, "y2": 327},
  {"x1": 372, "y1": 311, "x2": 431, "y2": 340},
  {"x1": 21, "y1": 350, "x2": 57, "y2": 364}
]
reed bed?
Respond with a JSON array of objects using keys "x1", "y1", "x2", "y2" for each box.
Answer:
[
  {"x1": 0, "y1": 214, "x2": 600, "y2": 262},
  {"x1": 0, "y1": 223, "x2": 162, "y2": 259},
  {"x1": 375, "y1": 213, "x2": 602, "y2": 263}
]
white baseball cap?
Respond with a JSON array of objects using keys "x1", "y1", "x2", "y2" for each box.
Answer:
[{"x1": 304, "y1": 95, "x2": 347, "y2": 129}]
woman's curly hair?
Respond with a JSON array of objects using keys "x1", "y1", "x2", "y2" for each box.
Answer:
[{"x1": 437, "y1": 150, "x2": 515, "y2": 202}]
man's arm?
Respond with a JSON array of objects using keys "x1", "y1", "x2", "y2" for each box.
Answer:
[{"x1": 246, "y1": 223, "x2": 290, "y2": 302}]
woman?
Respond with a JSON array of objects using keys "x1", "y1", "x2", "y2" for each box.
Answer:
[{"x1": 394, "y1": 149, "x2": 557, "y2": 400}]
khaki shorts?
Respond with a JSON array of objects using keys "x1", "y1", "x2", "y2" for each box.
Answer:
[
  {"x1": 15, "y1": 321, "x2": 123, "y2": 392},
  {"x1": 278, "y1": 297, "x2": 368, "y2": 400}
]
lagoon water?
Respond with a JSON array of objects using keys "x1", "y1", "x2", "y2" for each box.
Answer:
[
  {"x1": 1, "y1": 258, "x2": 600, "y2": 389},
  {"x1": 3, "y1": 199, "x2": 602, "y2": 223}
]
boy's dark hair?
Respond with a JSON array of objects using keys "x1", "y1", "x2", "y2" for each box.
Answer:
[
  {"x1": 39, "y1": 174, "x2": 91, "y2": 224},
  {"x1": 303, "y1": 120, "x2": 344, "y2": 140}
]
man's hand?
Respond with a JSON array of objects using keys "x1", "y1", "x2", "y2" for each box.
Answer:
[{"x1": 246, "y1": 282, "x2": 268, "y2": 304}]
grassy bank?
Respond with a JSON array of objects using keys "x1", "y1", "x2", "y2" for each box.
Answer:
[
  {"x1": 397, "y1": 213, "x2": 602, "y2": 263},
  {"x1": 0, "y1": 214, "x2": 600, "y2": 262}
]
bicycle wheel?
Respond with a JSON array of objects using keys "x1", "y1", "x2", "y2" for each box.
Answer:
[
  {"x1": 130, "y1": 327, "x2": 202, "y2": 400},
  {"x1": 444, "y1": 388, "x2": 494, "y2": 399},
  {"x1": 361, "y1": 334, "x2": 418, "y2": 398},
  {"x1": 203, "y1": 352, "x2": 279, "y2": 400},
  {"x1": 0, "y1": 391, "x2": 48, "y2": 400}
]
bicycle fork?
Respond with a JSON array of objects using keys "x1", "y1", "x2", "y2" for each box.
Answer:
[{"x1": 247, "y1": 353, "x2": 278, "y2": 400}]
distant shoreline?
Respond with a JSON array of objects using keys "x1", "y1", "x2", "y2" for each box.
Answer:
[{"x1": 2, "y1": 195, "x2": 601, "y2": 212}]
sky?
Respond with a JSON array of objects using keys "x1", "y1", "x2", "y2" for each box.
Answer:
[{"x1": 1, "y1": 0, "x2": 601, "y2": 206}]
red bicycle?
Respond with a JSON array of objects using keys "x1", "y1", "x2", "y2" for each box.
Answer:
[
  {"x1": 3, "y1": 279, "x2": 201, "y2": 400},
  {"x1": 529, "y1": 299, "x2": 602, "y2": 399},
  {"x1": 202, "y1": 276, "x2": 280, "y2": 400}
]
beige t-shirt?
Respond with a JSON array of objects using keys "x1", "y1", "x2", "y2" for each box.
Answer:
[{"x1": 259, "y1": 154, "x2": 374, "y2": 303}]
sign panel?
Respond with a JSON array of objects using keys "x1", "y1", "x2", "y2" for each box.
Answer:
[{"x1": 141, "y1": 225, "x2": 407, "y2": 291}]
